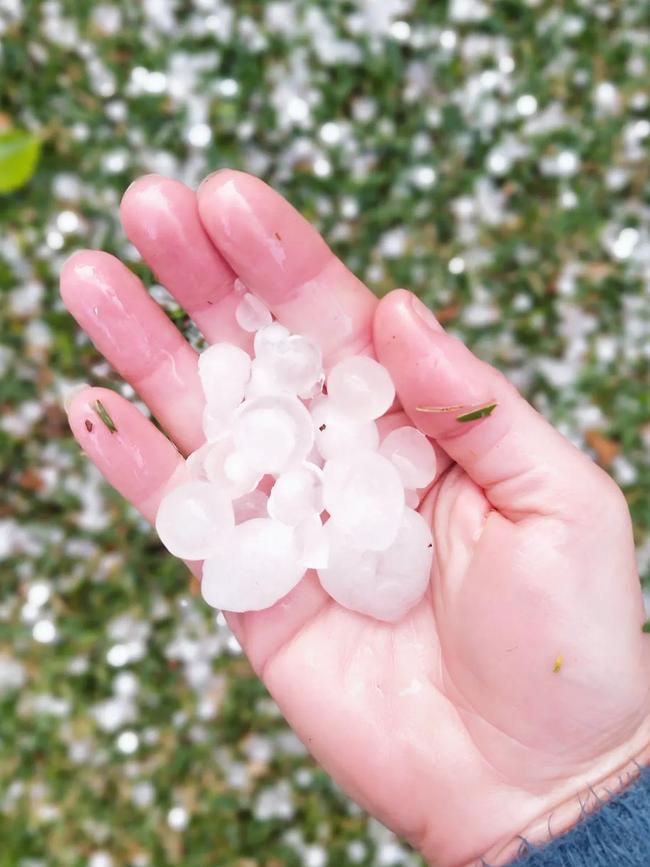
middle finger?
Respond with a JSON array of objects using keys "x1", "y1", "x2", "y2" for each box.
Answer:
[{"x1": 197, "y1": 170, "x2": 379, "y2": 365}]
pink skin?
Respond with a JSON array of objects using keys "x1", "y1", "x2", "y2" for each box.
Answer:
[
  {"x1": 61, "y1": 171, "x2": 650, "y2": 867},
  {"x1": 197, "y1": 171, "x2": 377, "y2": 364},
  {"x1": 60, "y1": 252, "x2": 204, "y2": 455},
  {"x1": 120, "y1": 176, "x2": 252, "y2": 351}
]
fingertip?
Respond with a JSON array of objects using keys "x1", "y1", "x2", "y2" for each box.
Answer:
[
  {"x1": 196, "y1": 169, "x2": 256, "y2": 243},
  {"x1": 67, "y1": 385, "x2": 127, "y2": 441},
  {"x1": 374, "y1": 289, "x2": 444, "y2": 348},
  {"x1": 373, "y1": 288, "x2": 413, "y2": 339},
  {"x1": 374, "y1": 289, "x2": 431, "y2": 374},
  {"x1": 67, "y1": 386, "x2": 185, "y2": 519},
  {"x1": 378, "y1": 287, "x2": 413, "y2": 308},
  {"x1": 196, "y1": 168, "x2": 310, "y2": 255},
  {"x1": 60, "y1": 249, "x2": 122, "y2": 306},
  {"x1": 120, "y1": 173, "x2": 171, "y2": 208},
  {"x1": 196, "y1": 167, "x2": 252, "y2": 202},
  {"x1": 60, "y1": 249, "x2": 100, "y2": 300},
  {"x1": 120, "y1": 174, "x2": 190, "y2": 232},
  {"x1": 62, "y1": 382, "x2": 92, "y2": 415},
  {"x1": 196, "y1": 168, "x2": 333, "y2": 304}
]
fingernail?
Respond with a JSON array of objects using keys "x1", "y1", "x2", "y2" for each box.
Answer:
[
  {"x1": 408, "y1": 293, "x2": 445, "y2": 333},
  {"x1": 61, "y1": 382, "x2": 91, "y2": 413},
  {"x1": 122, "y1": 173, "x2": 159, "y2": 199},
  {"x1": 197, "y1": 168, "x2": 230, "y2": 196}
]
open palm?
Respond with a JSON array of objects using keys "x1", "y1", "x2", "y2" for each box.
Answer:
[{"x1": 61, "y1": 171, "x2": 650, "y2": 867}]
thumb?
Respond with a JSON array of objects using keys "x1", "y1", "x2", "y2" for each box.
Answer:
[{"x1": 374, "y1": 289, "x2": 612, "y2": 521}]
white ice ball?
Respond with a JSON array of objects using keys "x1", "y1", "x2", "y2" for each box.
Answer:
[
  {"x1": 235, "y1": 293, "x2": 272, "y2": 332},
  {"x1": 233, "y1": 394, "x2": 314, "y2": 475},
  {"x1": 198, "y1": 343, "x2": 251, "y2": 417},
  {"x1": 246, "y1": 334, "x2": 323, "y2": 400},
  {"x1": 310, "y1": 397, "x2": 379, "y2": 460},
  {"x1": 203, "y1": 436, "x2": 262, "y2": 498},
  {"x1": 380, "y1": 426, "x2": 437, "y2": 490},
  {"x1": 186, "y1": 441, "x2": 213, "y2": 480},
  {"x1": 223, "y1": 451, "x2": 263, "y2": 495},
  {"x1": 264, "y1": 333, "x2": 324, "y2": 397},
  {"x1": 322, "y1": 451, "x2": 405, "y2": 551},
  {"x1": 294, "y1": 514, "x2": 329, "y2": 569},
  {"x1": 326, "y1": 355, "x2": 395, "y2": 422},
  {"x1": 156, "y1": 480, "x2": 234, "y2": 560},
  {"x1": 201, "y1": 518, "x2": 305, "y2": 612},
  {"x1": 268, "y1": 463, "x2": 324, "y2": 526},
  {"x1": 202, "y1": 405, "x2": 230, "y2": 442},
  {"x1": 318, "y1": 509, "x2": 433, "y2": 622},
  {"x1": 245, "y1": 360, "x2": 281, "y2": 400},
  {"x1": 254, "y1": 322, "x2": 290, "y2": 358}
]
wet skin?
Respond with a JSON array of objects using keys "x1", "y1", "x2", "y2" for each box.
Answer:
[{"x1": 60, "y1": 171, "x2": 650, "y2": 867}]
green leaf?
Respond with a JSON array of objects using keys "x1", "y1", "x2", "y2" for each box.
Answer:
[
  {"x1": 456, "y1": 402, "x2": 498, "y2": 423},
  {"x1": 0, "y1": 129, "x2": 41, "y2": 194},
  {"x1": 643, "y1": 621, "x2": 650, "y2": 634},
  {"x1": 93, "y1": 400, "x2": 117, "y2": 433}
]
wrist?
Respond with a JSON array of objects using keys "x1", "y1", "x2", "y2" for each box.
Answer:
[{"x1": 480, "y1": 729, "x2": 650, "y2": 867}]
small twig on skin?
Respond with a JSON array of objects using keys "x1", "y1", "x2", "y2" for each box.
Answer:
[
  {"x1": 415, "y1": 404, "x2": 465, "y2": 414},
  {"x1": 94, "y1": 399, "x2": 117, "y2": 433},
  {"x1": 415, "y1": 401, "x2": 498, "y2": 422}
]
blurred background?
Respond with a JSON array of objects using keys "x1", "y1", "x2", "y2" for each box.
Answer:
[{"x1": 1, "y1": 1, "x2": 649, "y2": 865}]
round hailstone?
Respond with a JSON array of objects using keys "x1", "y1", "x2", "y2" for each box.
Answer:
[
  {"x1": 254, "y1": 322, "x2": 290, "y2": 359},
  {"x1": 203, "y1": 436, "x2": 233, "y2": 481},
  {"x1": 294, "y1": 514, "x2": 329, "y2": 569},
  {"x1": 317, "y1": 522, "x2": 379, "y2": 611},
  {"x1": 322, "y1": 451, "x2": 405, "y2": 551},
  {"x1": 232, "y1": 489, "x2": 268, "y2": 523},
  {"x1": 380, "y1": 427, "x2": 437, "y2": 490},
  {"x1": 245, "y1": 360, "x2": 280, "y2": 400},
  {"x1": 186, "y1": 441, "x2": 213, "y2": 479},
  {"x1": 310, "y1": 397, "x2": 379, "y2": 460},
  {"x1": 156, "y1": 480, "x2": 234, "y2": 560},
  {"x1": 318, "y1": 509, "x2": 433, "y2": 622},
  {"x1": 327, "y1": 356, "x2": 395, "y2": 422},
  {"x1": 203, "y1": 436, "x2": 261, "y2": 498},
  {"x1": 233, "y1": 394, "x2": 314, "y2": 475},
  {"x1": 198, "y1": 343, "x2": 251, "y2": 417},
  {"x1": 223, "y1": 451, "x2": 263, "y2": 495},
  {"x1": 235, "y1": 292, "x2": 273, "y2": 332},
  {"x1": 299, "y1": 374, "x2": 325, "y2": 400},
  {"x1": 201, "y1": 519, "x2": 305, "y2": 612},
  {"x1": 304, "y1": 442, "x2": 325, "y2": 469},
  {"x1": 263, "y1": 333, "x2": 324, "y2": 397},
  {"x1": 268, "y1": 463, "x2": 324, "y2": 526},
  {"x1": 247, "y1": 335, "x2": 323, "y2": 399},
  {"x1": 202, "y1": 405, "x2": 230, "y2": 442}
]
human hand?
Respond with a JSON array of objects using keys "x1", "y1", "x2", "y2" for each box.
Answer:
[{"x1": 60, "y1": 171, "x2": 650, "y2": 866}]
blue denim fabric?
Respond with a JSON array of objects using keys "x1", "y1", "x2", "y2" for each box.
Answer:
[{"x1": 504, "y1": 769, "x2": 650, "y2": 867}]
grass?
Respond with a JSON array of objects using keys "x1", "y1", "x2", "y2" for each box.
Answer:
[{"x1": 0, "y1": 2, "x2": 649, "y2": 865}]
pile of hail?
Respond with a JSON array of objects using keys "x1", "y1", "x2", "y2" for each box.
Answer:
[{"x1": 155, "y1": 290, "x2": 436, "y2": 623}]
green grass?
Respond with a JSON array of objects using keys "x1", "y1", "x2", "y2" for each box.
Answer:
[{"x1": 0, "y1": 1, "x2": 649, "y2": 864}]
